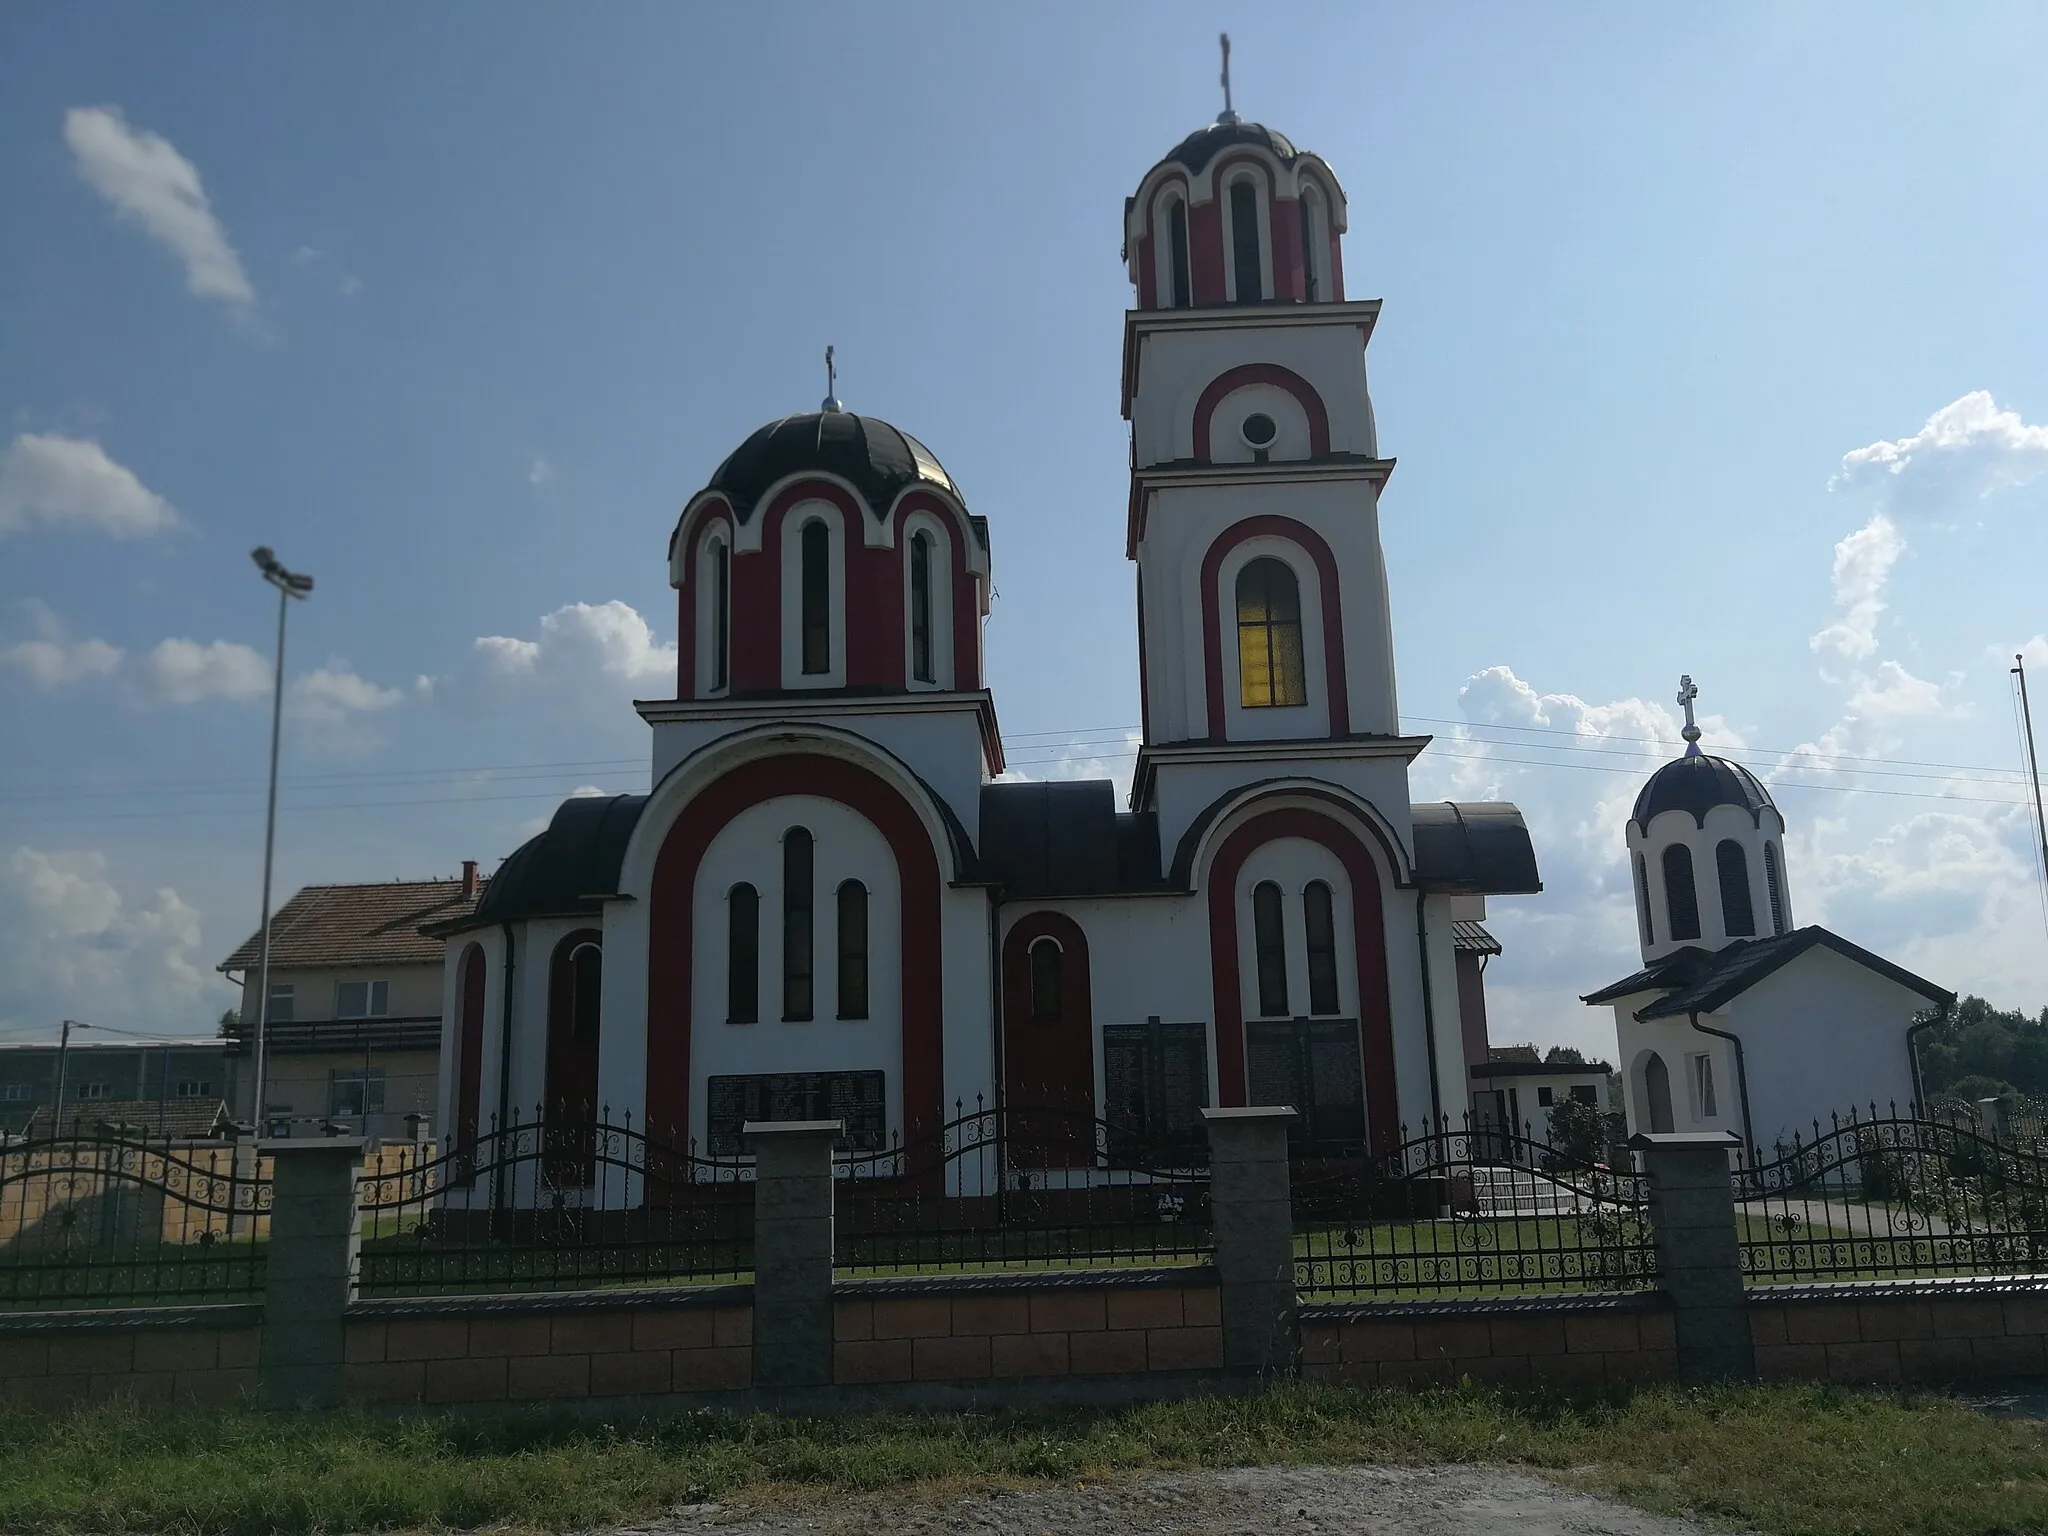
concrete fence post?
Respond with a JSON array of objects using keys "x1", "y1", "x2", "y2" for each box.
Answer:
[
  {"x1": 258, "y1": 1137, "x2": 367, "y2": 1408},
  {"x1": 745, "y1": 1119, "x2": 841, "y2": 1391},
  {"x1": 1202, "y1": 1106, "x2": 1298, "y2": 1381},
  {"x1": 1630, "y1": 1130, "x2": 1755, "y2": 1384}
]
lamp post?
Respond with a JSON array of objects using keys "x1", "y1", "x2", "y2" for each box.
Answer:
[{"x1": 249, "y1": 547, "x2": 313, "y2": 1134}]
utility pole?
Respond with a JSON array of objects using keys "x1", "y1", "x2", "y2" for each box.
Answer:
[
  {"x1": 2018, "y1": 655, "x2": 2048, "y2": 923},
  {"x1": 51, "y1": 1018, "x2": 78, "y2": 1138}
]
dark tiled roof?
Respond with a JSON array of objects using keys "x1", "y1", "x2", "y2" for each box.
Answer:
[
  {"x1": 977, "y1": 781, "x2": 1163, "y2": 898},
  {"x1": 1157, "y1": 119, "x2": 1302, "y2": 175},
  {"x1": 695, "y1": 412, "x2": 964, "y2": 528},
  {"x1": 1451, "y1": 920, "x2": 1500, "y2": 955},
  {"x1": 1631, "y1": 751, "x2": 1777, "y2": 830},
  {"x1": 1488, "y1": 1045, "x2": 1542, "y2": 1065},
  {"x1": 24, "y1": 1098, "x2": 229, "y2": 1139},
  {"x1": 1580, "y1": 928, "x2": 1953, "y2": 1018},
  {"x1": 1470, "y1": 1059, "x2": 1615, "y2": 1079},
  {"x1": 1412, "y1": 802, "x2": 1542, "y2": 894},
  {"x1": 464, "y1": 795, "x2": 649, "y2": 931},
  {"x1": 219, "y1": 879, "x2": 486, "y2": 971}
]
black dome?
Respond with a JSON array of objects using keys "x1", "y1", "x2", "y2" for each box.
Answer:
[
  {"x1": 1630, "y1": 752, "x2": 1778, "y2": 831},
  {"x1": 474, "y1": 793, "x2": 647, "y2": 924},
  {"x1": 1156, "y1": 119, "x2": 1301, "y2": 175},
  {"x1": 701, "y1": 411, "x2": 959, "y2": 525}
]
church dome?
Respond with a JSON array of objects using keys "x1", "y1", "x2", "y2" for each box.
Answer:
[
  {"x1": 1630, "y1": 752, "x2": 1777, "y2": 831},
  {"x1": 1150, "y1": 118, "x2": 1303, "y2": 178},
  {"x1": 702, "y1": 411, "x2": 961, "y2": 524}
]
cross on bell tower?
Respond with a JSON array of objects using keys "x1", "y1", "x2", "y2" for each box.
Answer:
[
  {"x1": 1677, "y1": 674, "x2": 1702, "y2": 755},
  {"x1": 1217, "y1": 33, "x2": 1238, "y2": 124},
  {"x1": 821, "y1": 345, "x2": 842, "y2": 413}
]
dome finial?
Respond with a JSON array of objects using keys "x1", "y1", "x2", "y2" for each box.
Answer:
[
  {"x1": 821, "y1": 345, "x2": 842, "y2": 413},
  {"x1": 1217, "y1": 33, "x2": 1239, "y2": 125},
  {"x1": 1677, "y1": 673, "x2": 1703, "y2": 756}
]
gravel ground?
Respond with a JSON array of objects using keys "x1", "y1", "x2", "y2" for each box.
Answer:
[{"x1": 632, "y1": 1465, "x2": 1737, "y2": 1536}]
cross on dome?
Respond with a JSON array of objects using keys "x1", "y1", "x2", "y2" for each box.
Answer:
[
  {"x1": 821, "y1": 345, "x2": 842, "y2": 413},
  {"x1": 1217, "y1": 33, "x2": 1238, "y2": 125},
  {"x1": 1677, "y1": 674, "x2": 1702, "y2": 755}
]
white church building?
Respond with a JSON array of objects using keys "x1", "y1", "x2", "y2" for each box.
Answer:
[
  {"x1": 425, "y1": 104, "x2": 1544, "y2": 1174},
  {"x1": 1584, "y1": 681, "x2": 1953, "y2": 1153}
]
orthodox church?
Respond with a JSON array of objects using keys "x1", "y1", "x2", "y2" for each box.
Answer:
[
  {"x1": 1583, "y1": 678, "x2": 1952, "y2": 1152},
  {"x1": 427, "y1": 95, "x2": 1542, "y2": 1171}
]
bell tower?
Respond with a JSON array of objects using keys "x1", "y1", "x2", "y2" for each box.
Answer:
[{"x1": 1120, "y1": 71, "x2": 1414, "y2": 843}]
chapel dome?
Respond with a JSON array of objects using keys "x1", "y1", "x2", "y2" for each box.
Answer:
[
  {"x1": 1630, "y1": 752, "x2": 1778, "y2": 831},
  {"x1": 701, "y1": 411, "x2": 961, "y2": 524},
  {"x1": 1151, "y1": 118, "x2": 1303, "y2": 177}
]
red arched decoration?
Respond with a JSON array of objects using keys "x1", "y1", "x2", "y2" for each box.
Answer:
[
  {"x1": 1001, "y1": 912, "x2": 1094, "y2": 1113},
  {"x1": 1192, "y1": 364, "x2": 1331, "y2": 460},
  {"x1": 893, "y1": 490, "x2": 983, "y2": 693},
  {"x1": 674, "y1": 503, "x2": 733, "y2": 701},
  {"x1": 453, "y1": 942, "x2": 487, "y2": 1178},
  {"x1": 1204, "y1": 807, "x2": 1398, "y2": 1154},
  {"x1": 645, "y1": 754, "x2": 944, "y2": 1149},
  {"x1": 1199, "y1": 515, "x2": 1351, "y2": 739}
]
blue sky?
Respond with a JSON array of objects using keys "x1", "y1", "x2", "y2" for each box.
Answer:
[{"x1": 2, "y1": 2, "x2": 2046, "y2": 1054}]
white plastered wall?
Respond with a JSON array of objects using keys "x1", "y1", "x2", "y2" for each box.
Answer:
[
  {"x1": 1130, "y1": 324, "x2": 1376, "y2": 466},
  {"x1": 1149, "y1": 762, "x2": 1416, "y2": 879},
  {"x1": 1629, "y1": 803, "x2": 1792, "y2": 962}
]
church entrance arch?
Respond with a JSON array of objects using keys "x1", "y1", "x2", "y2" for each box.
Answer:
[{"x1": 1639, "y1": 1049, "x2": 1674, "y2": 1135}]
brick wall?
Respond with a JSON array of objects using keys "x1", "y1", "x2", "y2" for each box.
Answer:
[
  {"x1": 1300, "y1": 1293, "x2": 1678, "y2": 1389},
  {"x1": 832, "y1": 1270, "x2": 1224, "y2": 1385},
  {"x1": 1751, "y1": 1280, "x2": 2048, "y2": 1383},
  {"x1": 0, "y1": 1304, "x2": 261, "y2": 1408}
]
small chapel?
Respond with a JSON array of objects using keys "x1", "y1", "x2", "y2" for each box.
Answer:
[
  {"x1": 426, "y1": 93, "x2": 1543, "y2": 1172},
  {"x1": 1584, "y1": 678, "x2": 1953, "y2": 1152}
]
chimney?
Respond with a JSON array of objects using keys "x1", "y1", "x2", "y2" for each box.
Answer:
[{"x1": 461, "y1": 860, "x2": 478, "y2": 900}]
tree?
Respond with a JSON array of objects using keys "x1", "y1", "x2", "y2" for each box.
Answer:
[
  {"x1": 217, "y1": 1009, "x2": 243, "y2": 1040},
  {"x1": 1543, "y1": 1045, "x2": 1587, "y2": 1066},
  {"x1": 1914, "y1": 996, "x2": 2048, "y2": 1100},
  {"x1": 1545, "y1": 1095, "x2": 1605, "y2": 1166}
]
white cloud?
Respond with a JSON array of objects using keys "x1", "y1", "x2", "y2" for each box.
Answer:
[
  {"x1": 0, "y1": 433, "x2": 179, "y2": 539},
  {"x1": 0, "y1": 635, "x2": 123, "y2": 688},
  {"x1": 527, "y1": 454, "x2": 553, "y2": 488},
  {"x1": 1833, "y1": 391, "x2": 2048, "y2": 517},
  {"x1": 0, "y1": 848, "x2": 224, "y2": 1038},
  {"x1": 290, "y1": 245, "x2": 362, "y2": 297},
  {"x1": 134, "y1": 638, "x2": 270, "y2": 705},
  {"x1": 64, "y1": 106, "x2": 255, "y2": 314},
  {"x1": 1809, "y1": 514, "x2": 1902, "y2": 661},
  {"x1": 995, "y1": 730, "x2": 1144, "y2": 802},
  {"x1": 288, "y1": 664, "x2": 403, "y2": 723},
  {"x1": 431, "y1": 601, "x2": 677, "y2": 713},
  {"x1": 1844, "y1": 660, "x2": 1953, "y2": 720}
]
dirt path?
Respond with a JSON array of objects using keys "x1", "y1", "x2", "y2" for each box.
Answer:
[{"x1": 632, "y1": 1464, "x2": 1737, "y2": 1536}]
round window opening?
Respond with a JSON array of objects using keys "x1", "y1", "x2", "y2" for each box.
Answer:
[{"x1": 1240, "y1": 412, "x2": 1279, "y2": 450}]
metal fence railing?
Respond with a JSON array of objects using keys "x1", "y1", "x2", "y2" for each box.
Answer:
[
  {"x1": 0, "y1": 1133, "x2": 270, "y2": 1310},
  {"x1": 833, "y1": 1101, "x2": 1213, "y2": 1275},
  {"x1": 1292, "y1": 1120, "x2": 1656, "y2": 1299},
  {"x1": 354, "y1": 1109, "x2": 753, "y2": 1297},
  {"x1": 1736, "y1": 1107, "x2": 2048, "y2": 1286}
]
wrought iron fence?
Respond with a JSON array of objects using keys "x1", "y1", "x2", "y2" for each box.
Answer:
[
  {"x1": 1735, "y1": 1107, "x2": 2048, "y2": 1285},
  {"x1": 355, "y1": 1108, "x2": 752, "y2": 1296},
  {"x1": 1293, "y1": 1120, "x2": 1655, "y2": 1298},
  {"x1": 0, "y1": 1131, "x2": 269, "y2": 1309},
  {"x1": 834, "y1": 1100, "x2": 1212, "y2": 1274}
]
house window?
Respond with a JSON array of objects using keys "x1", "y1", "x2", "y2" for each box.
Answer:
[
  {"x1": 709, "y1": 539, "x2": 730, "y2": 693},
  {"x1": 1229, "y1": 177, "x2": 1262, "y2": 302},
  {"x1": 1570, "y1": 1084, "x2": 1599, "y2": 1105},
  {"x1": 1716, "y1": 839, "x2": 1756, "y2": 937},
  {"x1": 569, "y1": 942, "x2": 602, "y2": 1040},
  {"x1": 1252, "y1": 880, "x2": 1289, "y2": 1017},
  {"x1": 836, "y1": 880, "x2": 868, "y2": 1020},
  {"x1": 782, "y1": 827, "x2": 814, "y2": 1021},
  {"x1": 77, "y1": 1081, "x2": 110, "y2": 1101},
  {"x1": 1236, "y1": 557, "x2": 1306, "y2": 708},
  {"x1": 800, "y1": 520, "x2": 830, "y2": 675},
  {"x1": 1662, "y1": 844, "x2": 1701, "y2": 942},
  {"x1": 266, "y1": 982, "x2": 295, "y2": 1023},
  {"x1": 1166, "y1": 195, "x2": 1191, "y2": 308},
  {"x1": 727, "y1": 883, "x2": 759, "y2": 1023},
  {"x1": 1634, "y1": 853, "x2": 1655, "y2": 947},
  {"x1": 335, "y1": 979, "x2": 389, "y2": 1019},
  {"x1": 1691, "y1": 1054, "x2": 1718, "y2": 1119},
  {"x1": 1028, "y1": 937, "x2": 1062, "y2": 1022},
  {"x1": 909, "y1": 531, "x2": 935, "y2": 684},
  {"x1": 0, "y1": 1084, "x2": 29, "y2": 1102},
  {"x1": 175, "y1": 1080, "x2": 213, "y2": 1098},
  {"x1": 1101, "y1": 1019, "x2": 1210, "y2": 1160},
  {"x1": 1764, "y1": 842, "x2": 1788, "y2": 935},
  {"x1": 1537, "y1": 1086, "x2": 1555, "y2": 1107},
  {"x1": 1245, "y1": 1017, "x2": 1366, "y2": 1151},
  {"x1": 1303, "y1": 880, "x2": 1340, "y2": 1015},
  {"x1": 328, "y1": 1068, "x2": 386, "y2": 1119}
]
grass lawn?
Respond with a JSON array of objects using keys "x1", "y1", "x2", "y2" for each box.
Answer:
[{"x1": 0, "y1": 1382, "x2": 2041, "y2": 1536}]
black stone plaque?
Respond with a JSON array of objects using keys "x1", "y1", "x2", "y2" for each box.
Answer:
[{"x1": 706, "y1": 1069, "x2": 886, "y2": 1155}]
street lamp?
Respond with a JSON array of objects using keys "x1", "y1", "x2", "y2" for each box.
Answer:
[{"x1": 249, "y1": 547, "x2": 313, "y2": 1134}]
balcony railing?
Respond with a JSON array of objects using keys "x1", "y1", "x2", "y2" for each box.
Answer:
[{"x1": 223, "y1": 1017, "x2": 441, "y2": 1055}]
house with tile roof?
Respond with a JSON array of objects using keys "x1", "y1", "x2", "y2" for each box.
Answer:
[{"x1": 217, "y1": 866, "x2": 486, "y2": 1138}]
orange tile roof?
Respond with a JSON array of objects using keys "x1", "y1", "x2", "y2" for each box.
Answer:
[{"x1": 217, "y1": 879, "x2": 485, "y2": 972}]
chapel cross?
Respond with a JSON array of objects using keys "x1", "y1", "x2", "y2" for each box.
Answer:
[
  {"x1": 1677, "y1": 674, "x2": 1702, "y2": 753},
  {"x1": 1218, "y1": 33, "x2": 1238, "y2": 124},
  {"x1": 822, "y1": 345, "x2": 841, "y2": 412}
]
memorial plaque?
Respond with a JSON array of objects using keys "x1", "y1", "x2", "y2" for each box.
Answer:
[
  {"x1": 1246, "y1": 1020, "x2": 1304, "y2": 1110},
  {"x1": 1101, "y1": 1020, "x2": 1211, "y2": 1157},
  {"x1": 1307, "y1": 1018, "x2": 1367, "y2": 1145},
  {"x1": 706, "y1": 1069, "x2": 887, "y2": 1155}
]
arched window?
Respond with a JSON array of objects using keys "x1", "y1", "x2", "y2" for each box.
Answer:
[
  {"x1": 1716, "y1": 840, "x2": 1756, "y2": 938},
  {"x1": 1029, "y1": 937, "x2": 1062, "y2": 1022},
  {"x1": 1166, "y1": 196, "x2": 1192, "y2": 309},
  {"x1": 1299, "y1": 184, "x2": 1326, "y2": 301},
  {"x1": 1236, "y1": 557, "x2": 1307, "y2": 708},
  {"x1": 1303, "y1": 881, "x2": 1339, "y2": 1015},
  {"x1": 1764, "y1": 842, "x2": 1787, "y2": 936},
  {"x1": 909, "y1": 531, "x2": 935, "y2": 684},
  {"x1": 782, "y1": 827, "x2": 814, "y2": 1020},
  {"x1": 1252, "y1": 880, "x2": 1289, "y2": 1017},
  {"x1": 1634, "y1": 853, "x2": 1655, "y2": 947},
  {"x1": 727, "y1": 883, "x2": 758, "y2": 1023},
  {"x1": 569, "y1": 942, "x2": 602, "y2": 1040},
  {"x1": 1663, "y1": 843, "x2": 1702, "y2": 942},
  {"x1": 708, "y1": 538, "x2": 730, "y2": 693},
  {"x1": 1644, "y1": 1051, "x2": 1674, "y2": 1135},
  {"x1": 836, "y1": 880, "x2": 868, "y2": 1020},
  {"x1": 800, "y1": 520, "x2": 830, "y2": 675},
  {"x1": 1229, "y1": 178, "x2": 1263, "y2": 303}
]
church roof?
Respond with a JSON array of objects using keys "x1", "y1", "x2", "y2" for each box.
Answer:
[
  {"x1": 700, "y1": 411, "x2": 964, "y2": 527},
  {"x1": 977, "y1": 780, "x2": 1163, "y2": 898},
  {"x1": 1155, "y1": 119, "x2": 1302, "y2": 175},
  {"x1": 459, "y1": 794, "x2": 649, "y2": 930},
  {"x1": 1630, "y1": 751, "x2": 1777, "y2": 830},
  {"x1": 1579, "y1": 928, "x2": 1952, "y2": 1019},
  {"x1": 1411, "y1": 802, "x2": 1543, "y2": 894}
]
